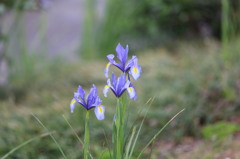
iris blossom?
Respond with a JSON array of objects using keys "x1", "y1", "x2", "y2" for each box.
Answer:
[
  {"x1": 103, "y1": 73, "x2": 137, "y2": 100},
  {"x1": 70, "y1": 85, "x2": 105, "y2": 120},
  {"x1": 105, "y1": 43, "x2": 142, "y2": 80}
]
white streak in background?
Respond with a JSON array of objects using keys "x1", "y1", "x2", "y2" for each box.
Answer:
[{"x1": 0, "y1": 59, "x2": 8, "y2": 86}]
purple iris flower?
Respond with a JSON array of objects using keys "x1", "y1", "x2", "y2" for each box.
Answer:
[
  {"x1": 103, "y1": 73, "x2": 137, "y2": 100},
  {"x1": 105, "y1": 43, "x2": 142, "y2": 80},
  {"x1": 70, "y1": 84, "x2": 105, "y2": 120}
]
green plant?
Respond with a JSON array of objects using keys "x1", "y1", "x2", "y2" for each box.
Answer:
[{"x1": 202, "y1": 121, "x2": 240, "y2": 141}]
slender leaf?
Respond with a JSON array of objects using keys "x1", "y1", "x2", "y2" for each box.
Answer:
[
  {"x1": 137, "y1": 109, "x2": 185, "y2": 159},
  {"x1": 32, "y1": 114, "x2": 68, "y2": 159},
  {"x1": 1, "y1": 132, "x2": 54, "y2": 159}
]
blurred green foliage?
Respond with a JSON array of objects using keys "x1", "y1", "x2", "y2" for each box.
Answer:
[
  {"x1": 94, "y1": 0, "x2": 222, "y2": 55},
  {"x1": 202, "y1": 121, "x2": 240, "y2": 141},
  {"x1": 0, "y1": 0, "x2": 41, "y2": 12},
  {"x1": 129, "y1": 0, "x2": 221, "y2": 37},
  {"x1": 2, "y1": 40, "x2": 240, "y2": 158},
  {"x1": 0, "y1": 0, "x2": 47, "y2": 101},
  {"x1": 135, "y1": 39, "x2": 240, "y2": 141},
  {"x1": 91, "y1": 0, "x2": 240, "y2": 58},
  {"x1": 0, "y1": 0, "x2": 240, "y2": 158}
]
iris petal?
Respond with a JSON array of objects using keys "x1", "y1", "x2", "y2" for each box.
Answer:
[
  {"x1": 127, "y1": 86, "x2": 136, "y2": 100},
  {"x1": 125, "y1": 56, "x2": 136, "y2": 71},
  {"x1": 111, "y1": 73, "x2": 117, "y2": 88},
  {"x1": 107, "y1": 54, "x2": 115, "y2": 63},
  {"x1": 107, "y1": 54, "x2": 122, "y2": 70},
  {"x1": 130, "y1": 66, "x2": 141, "y2": 80},
  {"x1": 86, "y1": 84, "x2": 98, "y2": 109},
  {"x1": 116, "y1": 43, "x2": 124, "y2": 60},
  {"x1": 116, "y1": 43, "x2": 128, "y2": 65},
  {"x1": 94, "y1": 105, "x2": 105, "y2": 120},
  {"x1": 70, "y1": 98, "x2": 77, "y2": 113},
  {"x1": 104, "y1": 62, "x2": 111, "y2": 78},
  {"x1": 130, "y1": 58, "x2": 142, "y2": 80},
  {"x1": 93, "y1": 96, "x2": 102, "y2": 106},
  {"x1": 103, "y1": 85, "x2": 110, "y2": 97},
  {"x1": 78, "y1": 86, "x2": 85, "y2": 99}
]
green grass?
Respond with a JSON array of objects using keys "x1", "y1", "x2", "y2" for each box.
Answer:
[{"x1": 1, "y1": 40, "x2": 240, "y2": 158}]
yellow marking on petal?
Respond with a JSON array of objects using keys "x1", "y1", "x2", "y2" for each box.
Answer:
[
  {"x1": 104, "y1": 85, "x2": 109, "y2": 89},
  {"x1": 106, "y1": 62, "x2": 111, "y2": 68},
  {"x1": 98, "y1": 106, "x2": 103, "y2": 113},
  {"x1": 133, "y1": 66, "x2": 138, "y2": 74},
  {"x1": 71, "y1": 99, "x2": 76, "y2": 105},
  {"x1": 128, "y1": 87, "x2": 133, "y2": 92}
]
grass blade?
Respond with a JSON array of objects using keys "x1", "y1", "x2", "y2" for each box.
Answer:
[
  {"x1": 32, "y1": 114, "x2": 68, "y2": 159},
  {"x1": 128, "y1": 97, "x2": 155, "y2": 158},
  {"x1": 137, "y1": 108, "x2": 185, "y2": 159},
  {"x1": 1, "y1": 132, "x2": 54, "y2": 159},
  {"x1": 124, "y1": 126, "x2": 136, "y2": 159},
  {"x1": 62, "y1": 114, "x2": 83, "y2": 145}
]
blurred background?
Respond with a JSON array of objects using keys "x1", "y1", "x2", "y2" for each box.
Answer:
[{"x1": 0, "y1": 0, "x2": 240, "y2": 158}]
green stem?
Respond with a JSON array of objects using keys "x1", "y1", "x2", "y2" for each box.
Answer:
[
  {"x1": 221, "y1": 0, "x2": 230, "y2": 62},
  {"x1": 116, "y1": 98, "x2": 122, "y2": 159},
  {"x1": 84, "y1": 111, "x2": 90, "y2": 159},
  {"x1": 114, "y1": 93, "x2": 127, "y2": 159}
]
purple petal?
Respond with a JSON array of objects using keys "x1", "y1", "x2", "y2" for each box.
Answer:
[
  {"x1": 116, "y1": 43, "x2": 124, "y2": 60},
  {"x1": 125, "y1": 56, "x2": 136, "y2": 71},
  {"x1": 77, "y1": 85, "x2": 85, "y2": 102},
  {"x1": 107, "y1": 54, "x2": 122, "y2": 70},
  {"x1": 74, "y1": 92, "x2": 85, "y2": 106},
  {"x1": 107, "y1": 54, "x2": 115, "y2": 64},
  {"x1": 86, "y1": 85, "x2": 98, "y2": 109},
  {"x1": 94, "y1": 96, "x2": 102, "y2": 106},
  {"x1": 116, "y1": 43, "x2": 128, "y2": 65},
  {"x1": 111, "y1": 73, "x2": 117, "y2": 88},
  {"x1": 117, "y1": 74, "x2": 129, "y2": 97},
  {"x1": 115, "y1": 74, "x2": 124, "y2": 95},
  {"x1": 116, "y1": 44, "x2": 129, "y2": 71}
]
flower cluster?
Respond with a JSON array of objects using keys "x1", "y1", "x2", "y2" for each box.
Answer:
[
  {"x1": 103, "y1": 43, "x2": 142, "y2": 100},
  {"x1": 69, "y1": 43, "x2": 141, "y2": 120}
]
